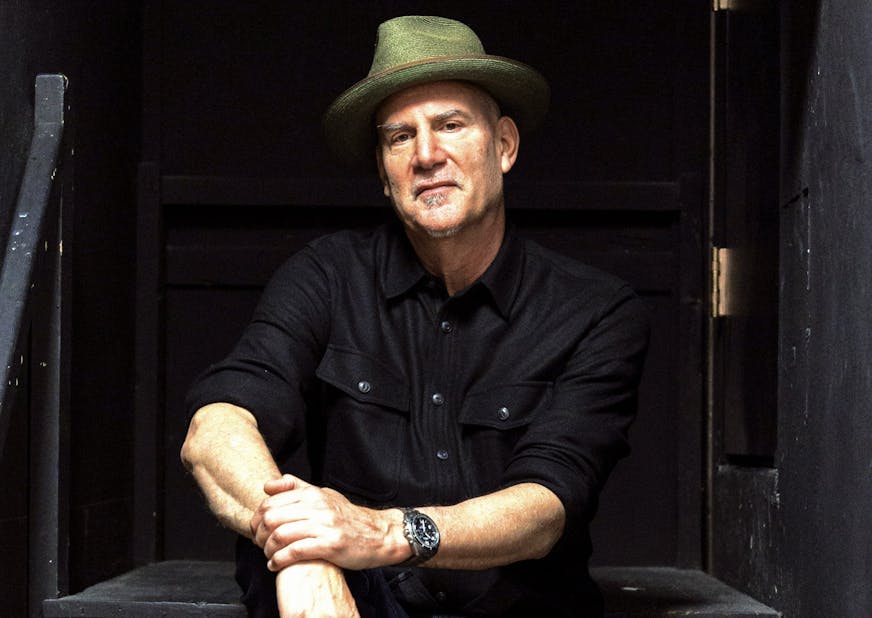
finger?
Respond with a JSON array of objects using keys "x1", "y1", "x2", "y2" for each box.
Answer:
[
  {"x1": 256, "y1": 500, "x2": 325, "y2": 550},
  {"x1": 261, "y1": 484, "x2": 338, "y2": 520},
  {"x1": 262, "y1": 519, "x2": 328, "y2": 561},
  {"x1": 267, "y1": 536, "x2": 325, "y2": 572},
  {"x1": 260, "y1": 488, "x2": 305, "y2": 511},
  {"x1": 254, "y1": 515, "x2": 272, "y2": 550},
  {"x1": 255, "y1": 505, "x2": 298, "y2": 548},
  {"x1": 263, "y1": 473, "x2": 302, "y2": 495},
  {"x1": 249, "y1": 510, "x2": 263, "y2": 542},
  {"x1": 252, "y1": 494, "x2": 295, "y2": 547}
]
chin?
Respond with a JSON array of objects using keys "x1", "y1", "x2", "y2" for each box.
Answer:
[
  {"x1": 415, "y1": 213, "x2": 465, "y2": 239},
  {"x1": 425, "y1": 226, "x2": 462, "y2": 239}
]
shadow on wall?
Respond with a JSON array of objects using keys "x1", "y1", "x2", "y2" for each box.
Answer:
[{"x1": 780, "y1": 2, "x2": 820, "y2": 191}]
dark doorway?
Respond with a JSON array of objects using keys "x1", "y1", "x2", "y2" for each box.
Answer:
[{"x1": 137, "y1": 1, "x2": 710, "y2": 571}]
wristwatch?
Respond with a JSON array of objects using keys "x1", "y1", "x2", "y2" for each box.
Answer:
[{"x1": 400, "y1": 507, "x2": 440, "y2": 566}]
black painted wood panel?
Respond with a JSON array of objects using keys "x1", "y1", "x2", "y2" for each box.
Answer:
[{"x1": 142, "y1": 0, "x2": 710, "y2": 577}]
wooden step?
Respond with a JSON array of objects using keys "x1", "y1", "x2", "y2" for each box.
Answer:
[
  {"x1": 592, "y1": 566, "x2": 780, "y2": 617},
  {"x1": 43, "y1": 561, "x2": 245, "y2": 617},
  {"x1": 43, "y1": 561, "x2": 780, "y2": 617}
]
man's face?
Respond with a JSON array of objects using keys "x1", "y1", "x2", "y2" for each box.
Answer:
[{"x1": 375, "y1": 80, "x2": 519, "y2": 240}]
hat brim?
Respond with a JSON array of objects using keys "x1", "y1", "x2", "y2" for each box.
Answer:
[{"x1": 323, "y1": 54, "x2": 550, "y2": 169}]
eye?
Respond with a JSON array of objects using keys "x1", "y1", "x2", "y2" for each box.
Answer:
[
  {"x1": 442, "y1": 121, "x2": 462, "y2": 132},
  {"x1": 390, "y1": 131, "x2": 413, "y2": 145}
]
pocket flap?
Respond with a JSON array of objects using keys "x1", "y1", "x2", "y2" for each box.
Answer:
[
  {"x1": 459, "y1": 382, "x2": 551, "y2": 430},
  {"x1": 316, "y1": 345, "x2": 410, "y2": 412}
]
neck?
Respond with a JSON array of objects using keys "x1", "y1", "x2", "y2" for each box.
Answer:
[{"x1": 405, "y1": 209, "x2": 505, "y2": 296}]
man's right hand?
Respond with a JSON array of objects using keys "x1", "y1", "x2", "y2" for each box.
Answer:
[{"x1": 275, "y1": 561, "x2": 360, "y2": 618}]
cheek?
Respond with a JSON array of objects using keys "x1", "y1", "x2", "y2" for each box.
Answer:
[
  {"x1": 379, "y1": 159, "x2": 403, "y2": 196},
  {"x1": 482, "y1": 149, "x2": 504, "y2": 183},
  {"x1": 388, "y1": 178, "x2": 401, "y2": 197},
  {"x1": 384, "y1": 177, "x2": 412, "y2": 211}
]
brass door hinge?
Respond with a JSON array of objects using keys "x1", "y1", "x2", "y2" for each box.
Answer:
[
  {"x1": 713, "y1": 0, "x2": 770, "y2": 12},
  {"x1": 711, "y1": 246, "x2": 746, "y2": 318}
]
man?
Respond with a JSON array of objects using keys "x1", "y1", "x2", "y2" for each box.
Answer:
[{"x1": 182, "y1": 15, "x2": 649, "y2": 618}]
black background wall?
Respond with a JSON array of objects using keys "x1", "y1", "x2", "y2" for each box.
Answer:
[
  {"x1": 0, "y1": 2, "x2": 141, "y2": 614},
  {"x1": 708, "y1": 2, "x2": 872, "y2": 617},
  {"x1": 149, "y1": 0, "x2": 709, "y2": 574},
  {"x1": 2, "y1": 3, "x2": 872, "y2": 618}
]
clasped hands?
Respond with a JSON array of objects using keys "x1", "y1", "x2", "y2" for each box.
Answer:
[
  {"x1": 249, "y1": 474, "x2": 403, "y2": 572},
  {"x1": 249, "y1": 475, "x2": 404, "y2": 617}
]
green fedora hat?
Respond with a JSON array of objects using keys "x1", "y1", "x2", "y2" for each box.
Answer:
[{"x1": 323, "y1": 15, "x2": 550, "y2": 168}]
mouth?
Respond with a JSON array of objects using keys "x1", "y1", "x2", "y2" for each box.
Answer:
[{"x1": 413, "y1": 180, "x2": 457, "y2": 200}]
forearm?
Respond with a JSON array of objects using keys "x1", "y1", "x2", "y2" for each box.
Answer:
[
  {"x1": 347, "y1": 482, "x2": 566, "y2": 570},
  {"x1": 181, "y1": 402, "x2": 281, "y2": 537},
  {"x1": 415, "y1": 482, "x2": 565, "y2": 570},
  {"x1": 276, "y1": 561, "x2": 359, "y2": 618},
  {"x1": 259, "y1": 478, "x2": 565, "y2": 573}
]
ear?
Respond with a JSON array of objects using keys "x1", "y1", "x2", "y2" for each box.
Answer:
[
  {"x1": 496, "y1": 116, "x2": 520, "y2": 174},
  {"x1": 375, "y1": 147, "x2": 391, "y2": 197}
]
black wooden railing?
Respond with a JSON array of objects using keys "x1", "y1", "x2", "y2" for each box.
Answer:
[{"x1": 0, "y1": 74, "x2": 70, "y2": 617}]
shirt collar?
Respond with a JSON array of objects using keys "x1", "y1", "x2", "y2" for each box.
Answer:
[
  {"x1": 476, "y1": 225, "x2": 523, "y2": 320},
  {"x1": 380, "y1": 222, "x2": 430, "y2": 299},
  {"x1": 379, "y1": 222, "x2": 524, "y2": 320}
]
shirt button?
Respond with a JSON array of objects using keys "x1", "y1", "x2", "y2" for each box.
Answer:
[
  {"x1": 440, "y1": 320, "x2": 453, "y2": 333},
  {"x1": 357, "y1": 380, "x2": 372, "y2": 394},
  {"x1": 498, "y1": 406, "x2": 510, "y2": 421},
  {"x1": 435, "y1": 591, "x2": 447, "y2": 603},
  {"x1": 431, "y1": 392, "x2": 444, "y2": 406},
  {"x1": 436, "y1": 449, "x2": 449, "y2": 460}
]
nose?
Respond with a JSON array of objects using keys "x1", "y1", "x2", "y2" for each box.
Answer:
[{"x1": 412, "y1": 129, "x2": 446, "y2": 170}]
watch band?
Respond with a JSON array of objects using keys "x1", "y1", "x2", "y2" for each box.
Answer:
[{"x1": 400, "y1": 507, "x2": 440, "y2": 566}]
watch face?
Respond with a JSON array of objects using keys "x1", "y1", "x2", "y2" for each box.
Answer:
[{"x1": 413, "y1": 514, "x2": 440, "y2": 549}]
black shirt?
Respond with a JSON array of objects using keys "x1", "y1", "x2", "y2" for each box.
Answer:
[{"x1": 186, "y1": 221, "x2": 649, "y2": 617}]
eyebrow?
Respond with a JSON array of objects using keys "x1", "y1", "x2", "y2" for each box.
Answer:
[
  {"x1": 432, "y1": 108, "x2": 471, "y2": 123},
  {"x1": 376, "y1": 108, "x2": 473, "y2": 134},
  {"x1": 376, "y1": 120, "x2": 411, "y2": 134}
]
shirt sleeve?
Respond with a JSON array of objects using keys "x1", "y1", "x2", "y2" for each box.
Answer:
[
  {"x1": 184, "y1": 245, "x2": 332, "y2": 459},
  {"x1": 500, "y1": 283, "x2": 650, "y2": 535}
]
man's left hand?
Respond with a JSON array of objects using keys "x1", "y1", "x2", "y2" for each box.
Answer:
[{"x1": 250, "y1": 474, "x2": 407, "y2": 572}]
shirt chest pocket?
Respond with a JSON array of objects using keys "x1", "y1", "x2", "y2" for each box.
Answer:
[
  {"x1": 458, "y1": 382, "x2": 552, "y2": 493},
  {"x1": 315, "y1": 345, "x2": 410, "y2": 503}
]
